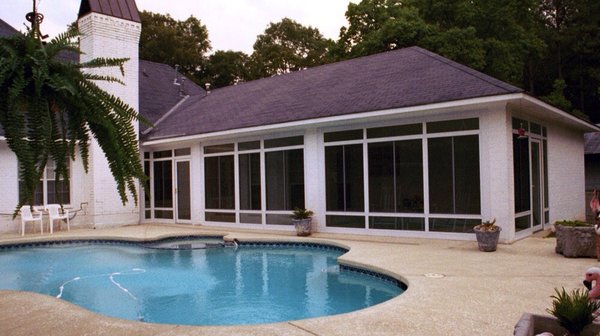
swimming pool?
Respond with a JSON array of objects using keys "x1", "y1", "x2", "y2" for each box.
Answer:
[{"x1": 0, "y1": 238, "x2": 405, "y2": 325}]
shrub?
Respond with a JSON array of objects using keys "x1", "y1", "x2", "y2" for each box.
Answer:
[{"x1": 546, "y1": 287, "x2": 600, "y2": 335}]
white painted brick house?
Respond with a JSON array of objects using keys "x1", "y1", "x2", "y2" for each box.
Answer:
[{"x1": 0, "y1": 0, "x2": 597, "y2": 243}]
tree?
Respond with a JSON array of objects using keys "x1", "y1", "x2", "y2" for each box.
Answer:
[
  {"x1": 0, "y1": 24, "x2": 146, "y2": 211},
  {"x1": 248, "y1": 18, "x2": 333, "y2": 78},
  {"x1": 139, "y1": 11, "x2": 211, "y2": 83},
  {"x1": 201, "y1": 50, "x2": 249, "y2": 88}
]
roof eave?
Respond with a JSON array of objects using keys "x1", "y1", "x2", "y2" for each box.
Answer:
[{"x1": 515, "y1": 94, "x2": 600, "y2": 133}]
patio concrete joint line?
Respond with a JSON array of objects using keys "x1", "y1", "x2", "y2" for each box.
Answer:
[{"x1": 287, "y1": 321, "x2": 322, "y2": 336}]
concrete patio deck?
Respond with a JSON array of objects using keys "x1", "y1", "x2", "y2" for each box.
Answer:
[{"x1": 0, "y1": 224, "x2": 596, "y2": 335}]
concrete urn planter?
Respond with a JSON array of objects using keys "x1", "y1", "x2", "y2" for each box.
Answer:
[
  {"x1": 555, "y1": 224, "x2": 597, "y2": 258},
  {"x1": 293, "y1": 218, "x2": 312, "y2": 236},
  {"x1": 514, "y1": 313, "x2": 600, "y2": 336},
  {"x1": 473, "y1": 226, "x2": 501, "y2": 252}
]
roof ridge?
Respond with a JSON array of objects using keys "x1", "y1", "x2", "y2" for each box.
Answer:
[{"x1": 410, "y1": 46, "x2": 522, "y2": 93}]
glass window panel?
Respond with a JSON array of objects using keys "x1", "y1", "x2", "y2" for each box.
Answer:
[
  {"x1": 174, "y1": 148, "x2": 191, "y2": 156},
  {"x1": 266, "y1": 149, "x2": 304, "y2": 210},
  {"x1": 543, "y1": 140, "x2": 549, "y2": 208},
  {"x1": 144, "y1": 152, "x2": 150, "y2": 159},
  {"x1": 367, "y1": 123, "x2": 422, "y2": 139},
  {"x1": 204, "y1": 143, "x2": 234, "y2": 154},
  {"x1": 453, "y1": 136, "x2": 480, "y2": 214},
  {"x1": 204, "y1": 156, "x2": 234, "y2": 209},
  {"x1": 512, "y1": 118, "x2": 529, "y2": 131},
  {"x1": 238, "y1": 141, "x2": 261, "y2": 151},
  {"x1": 326, "y1": 215, "x2": 365, "y2": 228},
  {"x1": 428, "y1": 138, "x2": 453, "y2": 213},
  {"x1": 513, "y1": 135, "x2": 530, "y2": 213},
  {"x1": 176, "y1": 161, "x2": 191, "y2": 220},
  {"x1": 153, "y1": 160, "x2": 173, "y2": 208},
  {"x1": 427, "y1": 118, "x2": 478, "y2": 133},
  {"x1": 542, "y1": 127, "x2": 547, "y2": 137},
  {"x1": 145, "y1": 210, "x2": 151, "y2": 219},
  {"x1": 239, "y1": 153, "x2": 262, "y2": 210},
  {"x1": 515, "y1": 215, "x2": 530, "y2": 232},
  {"x1": 205, "y1": 212, "x2": 235, "y2": 223},
  {"x1": 264, "y1": 136, "x2": 303, "y2": 148},
  {"x1": 428, "y1": 136, "x2": 480, "y2": 214},
  {"x1": 369, "y1": 217, "x2": 424, "y2": 231},
  {"x1": 530, "y1": 123, "x2": 542, "y2": 135},
  {"x1": 266, "y1": 214, "x2": 293, "y2": 225},
  {"x1": 154, "y1": 210, "x2": 173, "y2": 219},
  {"x1": 429, "y1": 218, "x2": 480, "y2": 233},
  {"x1": 324, "y1": 129, "x2": 363, "y2": 142},
  {"x1": 240, "y1": 213, "x2": 262, "y2": 224},
  {"x1": 144, "y1": 161, "x2": 151, "y2": 208},
  {"x1": 395, "y1": 140, "x2": 423, "y2": 213},
  {"x1": 325, "y1": 145, "x2": 364, "y2": 212},
  {"x1": 368, "y1": 142, "x2": 395, "y2": 212},
  {"x1": 153, "y1": 150, "x2": 172, "y2": 158}
]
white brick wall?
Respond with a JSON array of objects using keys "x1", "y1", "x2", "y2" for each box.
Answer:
[{"x1": 78, "y1": 12, "x2": 141, "y2": 228}]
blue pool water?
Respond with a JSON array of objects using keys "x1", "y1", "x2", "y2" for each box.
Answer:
[{"x1": 0, "y1": 241, "x2": 404, "y2": 325}]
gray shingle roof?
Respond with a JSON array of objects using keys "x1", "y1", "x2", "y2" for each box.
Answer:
[
  {"x1": 0, "y1": 18, "x2": 18, "y2": 37},
  {"x1": 139, "y1": 60, "x2": 204, "y2": 131},
  {"x1": 142, "y1": 47, "x2": 523, "y2": 141},
  {"x1": 78, "y1": 0, "x2": 140, "y2": 22},
  {"x1": 585, "y1": 132, "x2": 600, "y2": 154}
]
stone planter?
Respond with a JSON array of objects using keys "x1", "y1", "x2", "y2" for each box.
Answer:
[
  {"x1": 514, "y1": 313, "x2": 600, "y2": 336},
  {"x1": 293, "y1": 218, "x2": 312, "y2": 236},
  {"x1": 473, "y1": 226, "x2": 501, "y2": 252},
  {"x1": 555, "y1": 224, "x2": 597, "y2": 258}
]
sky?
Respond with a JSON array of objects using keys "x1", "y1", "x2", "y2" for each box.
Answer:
[{"x1": 0, "y1": 0, "x2": 356, "y2": 54}]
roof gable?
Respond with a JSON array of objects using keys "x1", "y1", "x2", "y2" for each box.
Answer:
[
  {"x1": 78, "y1": 0, "x2": 140, "y2": 22},
  {"x1": 143, "y1": 47, "x2": 523, "y2": 141}
]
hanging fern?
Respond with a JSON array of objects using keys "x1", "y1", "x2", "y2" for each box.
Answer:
[{"x1": 0, "y1": 25, "x2": 147, "y2": 215}]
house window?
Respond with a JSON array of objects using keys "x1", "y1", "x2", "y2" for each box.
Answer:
[
  {"x1": 205, "y1": 155, "x2": 235, "y2": 210},
  {"x1": 153, "y1": 160, "x2": 173, "y2": 219},
  {"x1": 19, "y1": 159, "x2": 70, "y2": 206},
  {"x1": 265, "y1": 149, "x2": 304, "y2": 212},
  {"x1": 325, "y1": 144, "x2": 364, "y2": 212},
  {"x1": 368, "y1": 140, "x2": 423, "y2": 213},
  {"x1": 428, "y1": 135, "x2": 480, "y2": 217},
  {"x1": 202, "y1": 136, "x2": 305, "y2": 226},
  {"x1": 239, "y1": 153, "x2": 261, "y2": 210}
]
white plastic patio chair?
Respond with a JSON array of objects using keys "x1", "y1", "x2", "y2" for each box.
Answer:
[
  {"x1": 46, "y1": 204, "x2": 70, "y2": 234},
  {"x1": 20, "y1": 205, "x2": 43, "y2": 236}
]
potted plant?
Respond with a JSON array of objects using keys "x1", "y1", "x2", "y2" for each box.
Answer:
[
  {"x1": 514, "y1": 288, "x2": 600, "y2": 336},
  {"x1": 555, "y1": 220, "x2": 597, "y2": 258},
  {"x1": 292, "y1": 207, "x2": 314, "y2": 236},
  {"x1": 473, "y1": 218, "x2": 501, "y2": 252}
]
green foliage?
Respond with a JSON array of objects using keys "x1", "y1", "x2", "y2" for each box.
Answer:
[
  {"x1": 547, "y1": 287, "x2": 600, "y2": 335},
  {"x1": 200, "y1": 50, "x2": 249, "y2": 88},
  {"x1": 336, "y1": 0, "x2": 598, "y2": 119},
  {"x1": 139, "y1": 11, "x2": 211, "y2": 83},
  {"x1": 0, "y1": 26, "x2": 146, "y2": 212},
  {"x1": 248, "y1": 18, "x2": 333, "y2": 78},
  {"x1": 292, "y1": 208, "x2": 314, "y2": 220},
  {"x1": 555, "y1": 220, "x2": 591, "y2": 227}
]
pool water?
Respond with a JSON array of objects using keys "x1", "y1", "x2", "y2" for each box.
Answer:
[{"x1": 0, "y1": 242, "x2": 404, "y2": 325}]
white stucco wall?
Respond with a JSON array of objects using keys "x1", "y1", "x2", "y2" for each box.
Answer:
[
  {"x1": 479, "y1": 104, "x2": 515, "y2": 242},
  {"x1": 547, "y1": 123, "x2": 586, "y2": 223}
]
